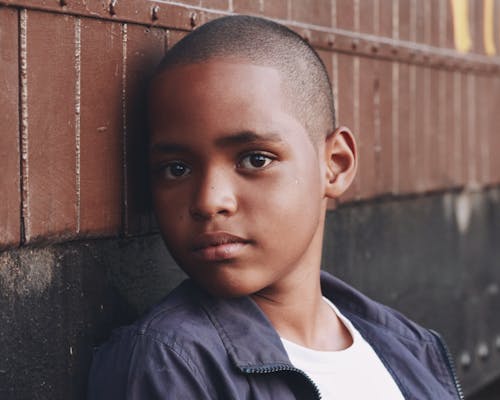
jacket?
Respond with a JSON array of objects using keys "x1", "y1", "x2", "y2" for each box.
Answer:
[{"x1": 87, "y1": 271, "x2": 463, "y2": 399}]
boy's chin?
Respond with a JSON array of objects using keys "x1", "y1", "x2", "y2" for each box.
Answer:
[{"x1": 188, "y1": 273, "x2": 265, "y2": 299}]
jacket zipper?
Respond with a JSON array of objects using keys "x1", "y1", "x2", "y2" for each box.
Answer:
[
  {"x1": 429, "y1": 330, "x2": 465, "y2": 400},
  {"x1": 241, "y1": 364, "x2": 322, "y2": 399}
]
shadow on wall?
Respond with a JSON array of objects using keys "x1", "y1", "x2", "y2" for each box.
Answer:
[{"x1": 0, "y1": 235, "x2": 184, "y2": 400}]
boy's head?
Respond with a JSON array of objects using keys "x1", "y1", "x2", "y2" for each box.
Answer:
[
  {"x1": 148, "y1": 15, "x2": 356, "y2": 297},
  {"x1": 154, "y1": 15, "x2": 335, "y2": 142}
]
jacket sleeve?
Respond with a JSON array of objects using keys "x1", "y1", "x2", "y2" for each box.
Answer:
[{"x1": 87, "y1": 330, "x2": 215, "y2": 400}]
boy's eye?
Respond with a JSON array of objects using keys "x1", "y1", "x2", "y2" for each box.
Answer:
[
  {"x1": 161, "y1": 161, "x2": 191, "y2": 180},
  {"x1": 238, "y1": 153, "x2": 274, "y2": 170}
]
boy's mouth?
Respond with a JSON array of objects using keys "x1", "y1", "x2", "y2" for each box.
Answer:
[{"x1": 191, "y1": 232, "x2": 251, "y2": 262}]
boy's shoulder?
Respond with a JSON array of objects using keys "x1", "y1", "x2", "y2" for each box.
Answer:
[
  {"x1": 89, "y1": 273, "x2": 460, "y2": 400},
  {"x1": 105, "y1": 280, "x2": 223, "y2": 354},
  {"x1": 320, "y1": 271, "x2": 436, "y2": 343},
  {"x1": 97, "y1": 278, "x2": 288, "y2": 368},
  {"x1": 134, "y1": 279, "x2": 212, "y2": 337}
]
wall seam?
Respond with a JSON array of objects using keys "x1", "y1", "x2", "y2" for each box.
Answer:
[
  {"x1": 74, "y1": 17, "x2": 81, "y2": 234},
  {"x1": 122, "y1": 23, "x2": 128, "y2": 235},
  {"x1": 19, "y1": 8, "x2": 28, "y2": 244}
]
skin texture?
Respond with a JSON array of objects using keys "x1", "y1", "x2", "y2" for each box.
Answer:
[{"x1": 149, "y1": 60, "x2": 357, "y2": 350}]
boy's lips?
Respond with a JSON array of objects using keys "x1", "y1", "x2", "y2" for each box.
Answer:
[{"x1": 191, "y1": 232, "x2": 251, "y2": 262}]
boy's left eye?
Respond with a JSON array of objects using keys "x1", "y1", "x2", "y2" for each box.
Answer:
[{"x1": 238, "y1": 153, "x2": 274, "y2": 170}]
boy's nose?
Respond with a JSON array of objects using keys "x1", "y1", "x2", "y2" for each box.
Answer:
[{"x1": 189, "y1": 169, "x2": 237, "y2": 220}]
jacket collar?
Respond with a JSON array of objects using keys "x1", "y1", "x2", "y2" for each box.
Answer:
[
  {"x1": 194, "y1": 271, "x2": 431, "y2": 368},
  {"x1": 196, "y1": 284, "x2": 291, "y2": 370}
]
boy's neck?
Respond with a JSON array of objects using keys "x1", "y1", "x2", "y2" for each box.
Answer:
[{"x1": 251, "y1": 270, "x2": 353, "y2": 352}]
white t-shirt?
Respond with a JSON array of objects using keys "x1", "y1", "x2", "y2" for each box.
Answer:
[{"x1": 280, "y1": 298, "x2": 405, "y2": 400}]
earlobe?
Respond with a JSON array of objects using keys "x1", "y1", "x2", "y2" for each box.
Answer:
[{"x1": 324, "y1": 126, "x2": 357, "y2": 199}]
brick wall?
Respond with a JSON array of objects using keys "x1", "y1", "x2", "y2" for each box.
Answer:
[{"x1": 1, "y1": 1, "x2": 500, "y2": 398}]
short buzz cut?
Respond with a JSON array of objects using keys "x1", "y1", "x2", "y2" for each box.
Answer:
[{"x1": 153, "y1": 15, "x2": 336, "y2": 142}]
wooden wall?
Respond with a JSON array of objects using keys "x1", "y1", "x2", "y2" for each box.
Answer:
[{"x1": 1, "y1": 0, "x2": 499, "y2": 250}]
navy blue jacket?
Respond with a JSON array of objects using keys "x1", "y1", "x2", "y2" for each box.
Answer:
[{"x1": 88, "y1": 272, "x2": 463, "y2": 399}]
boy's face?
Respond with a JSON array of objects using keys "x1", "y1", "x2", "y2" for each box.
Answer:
[{"x1": 149, "y1": 60, "x2": 328, "y2": 297}]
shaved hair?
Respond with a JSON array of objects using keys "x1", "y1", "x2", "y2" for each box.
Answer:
[{"x1": 153, "y1": 15, "x2": 335, "y2": 142}]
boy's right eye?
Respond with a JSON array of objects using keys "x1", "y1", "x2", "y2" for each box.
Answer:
[{"x1": 160, "y1": 161, "x2": 192, "y2": 180}]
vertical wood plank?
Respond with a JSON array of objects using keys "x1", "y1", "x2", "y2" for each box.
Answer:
[
  {"x1": 439, "y1": 68, "x2": 448, "y2": 189},
  {"x1": 408, "y1": 63, "x2": 417, "y2": 191},
  {"x1": 376, "y1": 59, "x2": 393, "y2": 195},
  {"x1": 166, "y1": 29, "x2": 187, "y2": 49},
  {"x1": 398, "y1": 0, "x2": 411, "y2": 40},
  {"x1": 414, "y1": 65, "x2": 426, "y2": 192},
  {"x1": 79, "y1": 18, "x2": 123, "y2": 235},
  {"x1": 427, "y1": 67, "x2": 441, "y2": 191},
  {"x1": 491, "y1": 76, "x2": 500, "y2": 184},
  {"x1": 446, "y1": 71, "x2": 462, "y2": 187},
  {"x1": 466, "y1": 72, "x2": 477, "y2": 185},
  {"x1": 415, "y1": 0, "x2": 426, "y2": 43},
  {"x1": 335, "y1": 0, "x2": 355, "y2": 31},
  {"x1": 0, "y1": 7, "x2": 20, "y2": 248},
  {"x1": 444, "y1": 0, "x2": 456, "y2": 49},
  {"x1": 478, "y1": 74, "x2": 490, "y2": 185},
  {"x1": 337, "y1": 53, "x2": 357, "y2": 202},
  {"x1": 390, "y1": 61, "x2": 399, "y2": 194},
  {"x1": 289, "y1": 0, "x2": 332, "y2": 27},
  {"x1": 469, "y1": 0, "x2": 484, "y2": 54},
  {"x1": 358, "y1": 57, "x2": 376, "y2": 199},
  {"x1": 25, "y1": 10, "x2": 77, "y2": 242},
  {"x1": 378, "y1": 0, "x2": 393, "y2": 38},
  {"x1": 125, "y1": 24, "x2": 165, "y2": 235},
  {"x1": 359, "y1": 0, "x2": 375, "y2": 35},
  {"x1": 397, "y1": 62, "x2": 412, "y2": 194},
  {"x1": 460, "y1": 72, "x2": 469, "y2": 187},
  {"x1": 233, "y1": 0, "x2": 288, "y2": 19},
  {"x1": 422, "y1": 65, "x2": 432, "y2": 191},
  {"x1": 430, "y1": 0, "x2": 440, "y2": 47}
]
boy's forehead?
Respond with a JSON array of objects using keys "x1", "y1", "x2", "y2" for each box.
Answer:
[
  {"x1": 148, "y1": 60, "x2": 312, "y2": 149},
  {"x1": 152, "y1": 59, "x2": 283, "y2": 93},
  {"x1": 149, "y1": 60, "x2": 289, "y2": 120}
]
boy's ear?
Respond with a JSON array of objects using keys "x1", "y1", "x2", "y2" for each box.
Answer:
[{"x1": 323, "y1": 126, "x2": 357, "y2": 198}]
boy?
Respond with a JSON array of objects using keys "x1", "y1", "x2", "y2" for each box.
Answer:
[{"x1": 88, "y1": 15, "x2": 462, "y2": 399}]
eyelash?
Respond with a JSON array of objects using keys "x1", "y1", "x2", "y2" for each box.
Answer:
[
  {"x1": 154, "y1": 161, "x2": 192, "y2": 181},
  {"x1": 154, "y1": 151, "x2": 277, "y2": 181},
  {"x1": 237, "y1": 152, "x2": 276, "y2": 171}
]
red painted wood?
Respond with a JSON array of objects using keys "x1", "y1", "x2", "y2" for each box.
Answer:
[
  {"x1": 79, "y1": 18, "x2": 123, "y2": 235},
  {"x1": 290, "y1": 0, "x2": 331, "y2": 27},
  {"x1": 397, "y1": 62, "x2": 412, "y2": 194},
  {"x1": 337, "y1": 53, "x2": 357, "y2": 203},
  {"x1": 25, "y1": 10, "x2": 77, "y2": 242},
  {"x1": 358, "y1": 57, "x2": 377, "y2": 199},
  {"x1": 124, "y1": 24, "x2": 165, "y2": 235},
  {"x1": 233, "y1": 0, "x2": 288, "y2": 19},
  {"x1": 335, "y1": 0, "x2": 355, "y2": 31},
  {"x1": 0, "y1": 7, "x2": 20, "y2": 248},
  {"x1": 376, "y1": 59, "x2": 394, "y2": 196}
]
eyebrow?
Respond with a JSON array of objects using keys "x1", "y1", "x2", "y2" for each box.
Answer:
[
  {"x1": 214, "y1": 130, "x2": 283, "y2": 147},
  {"x1": 150, "y1": 142, "x2": 189, "y2": 154},
  {"x1": 150, "y1": 131, "x2": 283, "y2": 154}
]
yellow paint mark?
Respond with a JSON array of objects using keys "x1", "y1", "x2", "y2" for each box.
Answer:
[
  {"x1": 483, "y1": 0, "x2": 496, "y2": 55},
  {"x1": 450, "y1": 0, "x2": 472, "y2": 53}
]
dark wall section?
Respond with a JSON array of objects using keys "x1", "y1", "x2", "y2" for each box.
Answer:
[
  {"x1": 1, "y1": 187, "x2": 499, "y2": 399},
  {"x1": 323, "y1": 186, "x2": 500, "y2": 396},
  {"x1": 0, "y1": 236, "x2": 185, "y2": 400}
]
